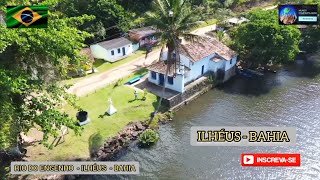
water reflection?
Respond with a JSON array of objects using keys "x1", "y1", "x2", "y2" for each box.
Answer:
[{"x1": 79, "y1": 57, "x2": 320, "y2": 180}]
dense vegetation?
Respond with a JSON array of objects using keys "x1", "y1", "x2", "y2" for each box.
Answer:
[
  {"x1": 230, "y1": 0, "x2": 320, "y2": 67},
  {"x1": 0, "y1": 0, "x2": 91, "y2": 150},
  {"x1": 138, "y1": 129, "x2": 160, "y2": 146},
  {"x1": 57, "y1": 0, "x2": 133, "y2": 44},
  {"x1": 230, "y1": 10, "x2": 301, "y2": 67}
]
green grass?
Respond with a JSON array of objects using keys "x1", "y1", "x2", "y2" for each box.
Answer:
[
  {"x1": 29, "y1": 76, "x2": 157, "y2": 161},
  {"x1": 62, "y1": 50, "x2": 146, "y2": 85}
]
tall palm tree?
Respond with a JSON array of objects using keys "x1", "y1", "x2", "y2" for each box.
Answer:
[{"x1": 146, "y1": 0, "x2": 203, "y2": 117}]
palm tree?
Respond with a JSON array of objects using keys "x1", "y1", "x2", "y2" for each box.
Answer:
[
  {"x1": 216, "y1": 30, "x2": 224, "y2": 41},
  {"x1": 145, "y1": 0, "x2": 203, "y2": 118}
]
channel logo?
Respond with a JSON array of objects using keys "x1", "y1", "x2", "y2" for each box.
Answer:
[{"x1": 241, "y1": 153, "x2": 301, "y2": 166}]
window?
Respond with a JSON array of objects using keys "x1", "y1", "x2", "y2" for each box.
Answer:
[
  {"x1": 118, "y1": 48, "x2": 121, "y2": 53},
  {"x1": 151, "y1": 71, "x2": 157, "y2": 80},
  {"x1": 172, "y1": 53, "x2": 176, "y2": 59},
  {"x1": 230, "y1": 59, "x2": 233, "y2": 65},
  {"x1": 111, "y1": 50, "x2": 114, "y2": 56},
  {"x1": 168, "y1": 76, "x2": 174, "y2": 85}
]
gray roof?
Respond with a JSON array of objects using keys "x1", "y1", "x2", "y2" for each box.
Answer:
[{"x1": 97, "y1": 37, "x2": 132, "y2": 50}]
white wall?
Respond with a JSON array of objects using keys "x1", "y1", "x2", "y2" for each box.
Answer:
[
  {"x1": 209, "y1": 59, "x2": 225, "y2": 73},
  {"x1": 148, "y1": 52, "x2": 238, "y2": 93},
  {"x1": 184, "y1": 54, "x2": 215, "y2": 84},
  {"x1": 224, "y1": 56, "x2": 237, "y2": 71},
  {"x1": 148, "y1": 71, "x2": 184, "y2": 93},
  {"x1": 90, "y1": 44, "x2": 133, "y2": 61},
  {"x1": 107, "y1": 44, "x2": 133, "y2": 61},
  {"x1": 166, "y1": 74, "x2": 184, "y2": 92},
  {"x1": 90, "y1": 44, "x2": 108, "y2": 60}
]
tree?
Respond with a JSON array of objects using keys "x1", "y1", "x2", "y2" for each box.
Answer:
[
  {"x1": 216, "y1": 30, "x2": 225, "y2": 41},
  {"x1": 0, "y1": 0, "x2": 93, "y2": 150},
  {"x1": 117, "y1": 0, "x2": 153, "y2": 15},
  {"x1": 145, "y1": 0, "x2": 201, "y2": 116},
  {"x1": 58, "y1": 0, "x2": 133, "y2": 43},
  {"x1": 300, "y1": 27, "x2": 320, "y2": 54},
  {"x1": 230, "y1": 10, "x2": 301, "y2": 67}
]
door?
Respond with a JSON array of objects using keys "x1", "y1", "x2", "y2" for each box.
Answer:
[
  {"x1": 159, "y1": 74, "x2": 164, "y2": 86},
  {"x1": 201, "y1": 65, "x2": 204, "y2": 75},
  {"x1": 122, "y1": 47, "x2": 126, "y2": 56}
]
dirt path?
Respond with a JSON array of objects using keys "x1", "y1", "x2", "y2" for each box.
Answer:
[
  {"x1": 191, "y1": 24, "x2": 217, "y2": 36},
  {"x1": 68, "y1": 4, "x2": 278, "y2": 97},
  {"x1": 68, "y1": 27, "x2": 213, "y2": 97},
  {"x1": 68, "y1": 50, "x2": 161, "y2": 96}
]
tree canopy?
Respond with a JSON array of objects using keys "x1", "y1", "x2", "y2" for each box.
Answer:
[
  {"x1": 0, "y1": 0, "x2": 93, "y2": 149},
  {"x1": 58, "y1": 0, "x2": 133, "y2": 44},
  {"x1": 230, "y1": 9, "x2": 301, "y2": 67}
]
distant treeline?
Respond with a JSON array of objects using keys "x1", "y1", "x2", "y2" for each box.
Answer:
[{"x1": 55, "y1": 0, "x2": 319, "y2": 44}]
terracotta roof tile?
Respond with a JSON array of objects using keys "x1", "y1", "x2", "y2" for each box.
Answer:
[
  {"x1": 147, "y1": 61, "x2": 175, "y2": 76},
  {"x1": 147, "y1": 61, "x2": 190, "y2": 76},
  {"x1": 180, "y1": 37, "x2": 237, "y2": 62}
]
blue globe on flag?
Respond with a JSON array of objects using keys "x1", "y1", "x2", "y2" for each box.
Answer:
[{"x1": 21, "y1": 10, "x2": 33, "y2": 23}]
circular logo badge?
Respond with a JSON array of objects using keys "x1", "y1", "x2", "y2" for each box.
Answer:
[
  {"x1": 279, "y1": 6, "x2": 298, "y2": 24},
  {"x1": 21, "y1": 10, "x2": 33, "y2": 23}
]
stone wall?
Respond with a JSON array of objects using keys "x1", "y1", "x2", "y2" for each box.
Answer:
[
  {"x1": 95, "y1": 122, "x2": 148, "y2": 161},
  {"x1": 166, "y1": 66, "x2": 236, "y2": 111},
  {"x1": 166, "y1": 76, "x2": 213, "y2": 111}
]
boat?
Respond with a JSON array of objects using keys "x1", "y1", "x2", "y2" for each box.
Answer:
[
  {"x1": 236, "y1": 69, "x2": 253, "y2": 78},
  {"x1": 243, "y1": 68, "x2": 264, "y2": 76}
]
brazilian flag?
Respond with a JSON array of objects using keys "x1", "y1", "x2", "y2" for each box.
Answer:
[{"x1": 6, "y1": 5, "x2": 48, "y2": 28}]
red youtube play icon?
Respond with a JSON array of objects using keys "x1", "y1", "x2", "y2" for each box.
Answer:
[
  {"x1": 241, "y1": 153, "x2": 301, "y2": 166},
  {"x1": 243, "y1": 155, "x2": 254, "y2": 165}
]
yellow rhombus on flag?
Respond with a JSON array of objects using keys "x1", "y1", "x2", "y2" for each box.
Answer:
[
  {"x1": 6, "y1": 5, "x2": 48, "y2": 28},
  {"x1": 13, "y1": 7, "x2": 42, "y2": 27}
]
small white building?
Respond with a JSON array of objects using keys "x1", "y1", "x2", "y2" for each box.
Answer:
[
  {"x1": 90, "y1": 37, "x2": 133, "y2": 62},
  {"x1": 147, "y1": 38, "x2": 238, "y2": 93},
  {"x1": 227, "y1": 17, "x2": 249, "y2": 26}
]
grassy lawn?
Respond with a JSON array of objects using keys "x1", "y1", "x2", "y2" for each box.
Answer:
[
  {"x1": 62, "y1": 50, "x2": 146, "y2": 85},
  {"x1": 28, "y1": 71, "x2": 157, "y2": 161}
]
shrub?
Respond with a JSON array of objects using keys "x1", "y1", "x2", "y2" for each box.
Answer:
[{"x1": 138, "y1": 129, "x2": 160, "y2": 146}]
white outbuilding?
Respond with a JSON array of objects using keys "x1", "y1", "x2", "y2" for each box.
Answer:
[{"x1": 90, "y1": 37, "x2": 133, "y2": 62}]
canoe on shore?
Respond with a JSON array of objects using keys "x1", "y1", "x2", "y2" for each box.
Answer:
[{"x1": 243, "y1": 68, "x2": 264, "y2": 76}]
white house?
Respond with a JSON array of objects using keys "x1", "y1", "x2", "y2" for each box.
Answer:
[
  {"x1": 147, "y1": 38, "x2": 238, "y2": 93},
  {"x1": 90, "y1": 37, "x2": 133, "y2": 62}
]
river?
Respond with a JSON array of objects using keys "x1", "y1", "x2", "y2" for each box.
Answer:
[{"x1": 85, "y1": 56, "x2": 320, "y2": 180}]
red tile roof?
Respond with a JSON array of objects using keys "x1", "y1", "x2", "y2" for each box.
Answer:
[
  {"x1": 128, "y1": 26, "x2": 157, "y2": 42},
  {"x1": 180, "y1": 37, "x2": 237, "y2": 62},
  {"x1": 147, "y1": 61, "x2": 190, "y2": 76}
]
